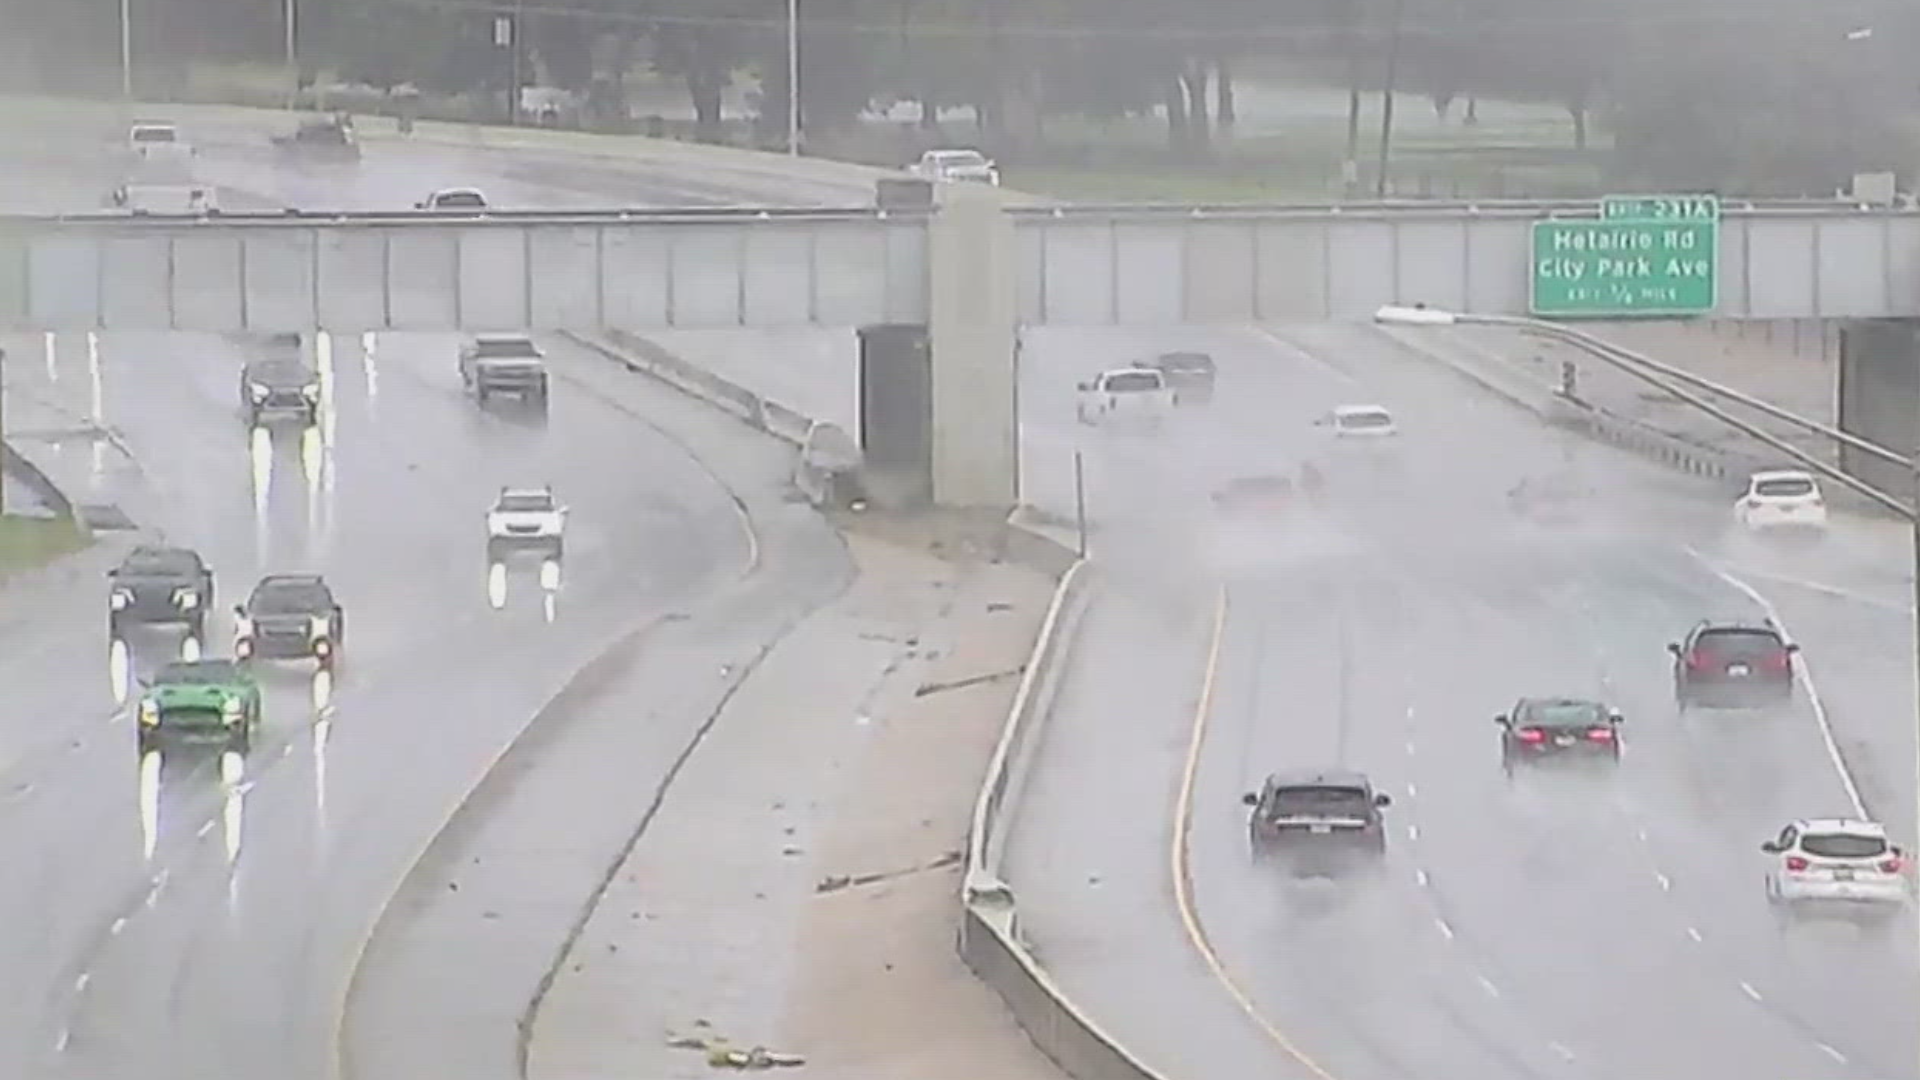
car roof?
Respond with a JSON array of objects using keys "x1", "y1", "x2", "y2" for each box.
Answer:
[
  {"x1": 258, "y1": 573, "x2": 326, "y2": 586},
  {"x1": 1794, "y1": 818, "x2": 1886, "y2": 836},
  {"x1": 1693, "y1": 618, "x2": 1780, "y2": 634},
  {"x1": 1517, "y1": 696, "x2": 1607, "y2": 710},
  {"x1": 127, "y1": 544, "x2": 196, "y2": 559},
  {"x1": 434, "y1": 186, "x2": 485, "y2": 196},
  {"x1": 498, "y1": 486, "x2": 553, "y2": 498},
  {"x1": 1751, "y1": 469, "x2": 1817, "y2": 483},
  {"x1": 1334, "y1": 403, "x2": 1391, "y2": 415},
  {"x1": 1266, "y1": 768, "x2": 1372, "y2": 789}
]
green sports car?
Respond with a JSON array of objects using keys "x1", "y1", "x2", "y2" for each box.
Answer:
[{"x1": 135, "y1": 659, "x2": 263, "y2": 754}]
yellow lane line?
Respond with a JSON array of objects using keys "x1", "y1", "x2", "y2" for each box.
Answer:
[{"x1": 1169, "y1": 584, "x2": 1343, "y2": 1080}]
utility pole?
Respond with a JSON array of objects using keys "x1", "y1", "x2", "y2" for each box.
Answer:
[
  {"x1": 786, "y1": 0, "x2": 800, "y2": 155},
  {"x1": 119, "y1": 0, "x2": 133, "y2": 99},
  {"x1": 1373, "y1": 0, "x2": 1408, "y2": 199},
  {"x1": 284, "y1": 0, "x2": 297, "y2": 109}
]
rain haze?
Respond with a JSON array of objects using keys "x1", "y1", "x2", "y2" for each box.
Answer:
[{"x1": 1, "y1": 2, "x2": 1918, "y2": 1080}]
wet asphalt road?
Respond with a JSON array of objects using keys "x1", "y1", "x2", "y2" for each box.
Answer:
[
  {"x1": 1008, "y1": 322, "x2": 1919, "y2": 1080},
  {"x1": 0, "y1": 123, "x2": 877, "y2": 1079}
]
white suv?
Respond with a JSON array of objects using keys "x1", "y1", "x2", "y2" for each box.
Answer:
[
  {"x1": 1763, "y1": 818, "x2": 1908, "y2": 914},
  {"x1": 486, "y1": 486, "x2": 566, "y2": 562},
  {"x1": 1736, "y1": 469, "x2": 1827, "y2": 531}
]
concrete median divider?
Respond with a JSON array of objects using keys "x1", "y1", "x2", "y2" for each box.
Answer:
[{"x1": 955, "y1": 557, "x2": 1172, "y2": 1080}]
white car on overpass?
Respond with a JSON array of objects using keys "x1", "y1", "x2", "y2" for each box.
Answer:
[
  {"x1": 1736, "y1": 469, "x2": 1827, "y2": 532},
  {"x1": 907, "y1": 148, "x2": 1000, "y2": 186}
]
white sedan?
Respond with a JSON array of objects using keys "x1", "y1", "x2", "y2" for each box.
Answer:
[
  {"x1": 1318, "y1": 404, "x2": 1398, "y2": 438},
  {"x1": 1763, "y1": 818, "x2": 1908, "y2": 913},
  {"x1": 1736, "y1": 469, "x2": 1827, "y2": 532}
]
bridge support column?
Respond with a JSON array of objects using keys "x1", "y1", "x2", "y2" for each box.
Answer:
[
  {"x1": 926, "y1": 186, "x2": 1018, "y2": 510},
  {"x1": 1838, "y1": 319, "x2": 1920, "y2": 494}
]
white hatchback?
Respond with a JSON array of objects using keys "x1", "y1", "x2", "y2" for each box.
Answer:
[
  {"x1": 1763, "y1": 818, "x2": 1908, "y2": 911},
  {"x1": 1736, "y1": 469, "x2": 1827, "y2": 531}
]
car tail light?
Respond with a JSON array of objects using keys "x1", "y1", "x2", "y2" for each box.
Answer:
[
  {"x1": 1744, "y1": 498, "x2": 1761, "y2": 509},
  {"x1": 1785, "y1": 855, "x2": 1809, "y2": 872},
  {"x1": 1762, "y1": 651, "x2": 1791, "y2": 671},
  {"x1": 1516, "y1": 728, "x2": 1547, "y2": 743},
  {"x1": 1686, "y1": 650, "x2": 1714, "y2": 670},
  {"x1": 1880, "y1": 857, "x2": 1904, "y2": 873},
  {"x1": 1585, "y1": 727, "x2": 1615, "y2": 742}
]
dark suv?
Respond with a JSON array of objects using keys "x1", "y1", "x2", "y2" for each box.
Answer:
[
  {"x1": 1497, "y1": 697, "x2": 1623, "y2": 773},
  {"x1": 240, "y1": 356, "x2": 320, "y2": 426},
  {"x1": 234, "y1": 574, "x2": 345, "y2": 669},
  {"x1": 1669, "y1": 620, "x2": 1797, "y2": 709},
  {"x1": 1242, "y1": 769, "x2": 1391, "y2": 872},
  {"x1": 107, "y1": 545, "x2": 214, "y2": 637},
  {"x1": 458, "y1": 336, "x2": 550, "y2": 410}
]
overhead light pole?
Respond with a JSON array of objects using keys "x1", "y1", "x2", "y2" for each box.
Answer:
[
  {"x1": 119, "y1": 0, "x2": 132, "y2": 99},
  {"x1": 786, "y1": 0, "x2": 800, "y2": 155}
]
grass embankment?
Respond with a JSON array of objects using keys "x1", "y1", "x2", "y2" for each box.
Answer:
[{"x1": 0, "y1": 514, "x2": 90, "y2": 575}]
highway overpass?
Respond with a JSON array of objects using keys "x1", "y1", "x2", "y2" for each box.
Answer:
[{"x1": 4, "y1": 198, "x2": 1919, "y2": 334}]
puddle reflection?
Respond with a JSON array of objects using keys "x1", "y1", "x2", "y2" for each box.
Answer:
[
  {"x1": 43, "y1": 331, "x2": 56, "y2": 381},
  {"x1": 108, "y1": 638, "x2": 131, "y2": 706}
]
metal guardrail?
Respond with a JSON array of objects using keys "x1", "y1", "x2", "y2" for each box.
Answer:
[{"x1": 4, "y1": 197, "x2": 1908, "y2": 229}]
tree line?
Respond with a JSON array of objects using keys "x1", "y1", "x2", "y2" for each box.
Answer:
[{"x1": 8, "y1": 0, "x2": 1919, "y2": 193}]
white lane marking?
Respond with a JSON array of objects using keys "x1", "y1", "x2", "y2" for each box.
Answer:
[
  {"x1": 1654, "y1": 871, "x2": 1672, "y2": 891},
  {"x1": 1740, "y1": 981, "x2": 1763, "y2": 1001},
  {"x1": 73, "y1": 973, "x2": 89, "y2": 992},
  {"x1": 1687, "y1": 926, "x2": 1703, "y2": 943},
  {"x1": 1636, "y1": 827, "x2": 1650, "y2": 843},
  {"x1": 1415, "y1": 869, "x2": 1431, "y2": 887},
  {"x1": 55, "y1": 1028, "x2": 69, "y2": 1052},
  {"x1": 1434, "y1": 918, "x2": 1455, "y2": 940},
  {"x1": 1688, "y1": 548, "x2": 1867, "y2": 818},
  {"x1": 196, "y1": 820, "x2": 214, "y2": 839},
  {"x1": 109, "y1": 917, "x2": 125, "y2": 936},
  {"x1": 1404, "y1": 740, "x2": 1416, "y2": 755},
  {"x1": 1407, "y1": 824, "x2": 1421, "y2": 841},
  {"x1": 1251, "y1": 327, "x2": 1364, "y2": 388},
  {"x1": 1548, "y1": 1041, "x2": 1576, "y2": 1062},
  {"x1": 1816, "y1": 1042, "x2": 1848, "y2": 1064},
  {"x1": 1715, "y1": 563, "x2": 1909, "y2": 614},
  {"x1": 1475, "y1": 974, "x2": 1501, "y2": 998},
  {"x1": 1405, "y1": 782, "x2": 1418, "y2": 798}
]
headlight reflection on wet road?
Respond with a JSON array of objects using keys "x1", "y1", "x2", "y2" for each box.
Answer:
[
  {"x1": 85, "y1": 332, "x2": 104, "y2": 483},
  {"x1": 43, "y1": 331, "x2": 56, "y2": 381},
  {"x1": 312, "y1": 715, "x2": 332, "y2": 825},
  {"x1": 486, "y1": 562, "x2": 508, "y2": 610},
  {"x1": 219, "y1": 751, "x2": 245, "y2": 867},
  {"x1": 108, "y1": 639, "x2": 131, "y2": 706},
  {"x1": 361, "y1": 331, "x2": 379, "y2": 406},
  {"x1": 137, "y1": 750, "x2": 160, "y2": 861}
]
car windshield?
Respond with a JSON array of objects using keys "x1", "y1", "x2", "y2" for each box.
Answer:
[
  {"x1": 1694, "y1": 629, "x2": 1785, "y2": 657},
  {"x1": 1338, "y1": 410, "x2": 1393, "y2": 428},
  {"x1": 1801, "y1": 832, "x2": 1888, "y2": 859},
  {"x1": 1755, "y1": 477, "x2": 1816, "y2": 498},
  {"x1": 497, "y1": 493, "x2": 554, "y2": 512},
  {"x1": 1519, "y1": 701, "x2": 1605, "y2": 728},
  {"x1": 932, "y1": 152, "x2": 985, "y2": 166},
  {"x1": 473, "y1": 338, "x2": 539, "y2": 358},
  {"x1": 251, "y1": 582, "x2": 329, "y2": 613},
  {"x1": 121, "y1": 549, "x2": 196, "y2": 575},
  {"x1": 1103, "y1": 372, "x2": 1162, "y2": 393},
  {"x1": 132, "y1": 127, "x2": 176, "y2": 143},
  {"x1": 249, "y1": 360, "x2": 312, "y2": 385},
  {"x1": 156, "y1": 661, "x2": 238, "y2": 684},
  {"x1": 1270, "y1": 786, "x2": 1370, "y2": 814},
  {"x1": 435, "y1": 191, "x2": 484, "y2": 207}
]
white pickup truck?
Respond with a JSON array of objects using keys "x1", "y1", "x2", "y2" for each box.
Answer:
[{"x1": 1076, "y1": 368, "x2": 1174, "y2": 430}]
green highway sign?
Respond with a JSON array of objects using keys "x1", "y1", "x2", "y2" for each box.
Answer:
[
  {"x1": 1600, "y1": 194, "x2": 1720, "y2": 222},
  {"x1": 1530, "y1": 216, "x2": 1718, "y2": 317}
]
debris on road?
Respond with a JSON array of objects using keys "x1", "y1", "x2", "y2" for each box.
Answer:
[
  {"x1": 815, "y1": 848, "x2": 964, "y2": 894},
  {"x1": 665, "y1": 1020, "x2": 807, "y2": 1069}
]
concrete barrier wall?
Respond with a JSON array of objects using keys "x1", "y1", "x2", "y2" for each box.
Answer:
[
  {"x1": 954, "y1": 558, "x2": 1174, "y2": 1080},
  {"x1": 0, "y1": 439, "x2": 75, "y2": 520}
]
